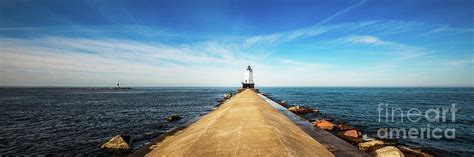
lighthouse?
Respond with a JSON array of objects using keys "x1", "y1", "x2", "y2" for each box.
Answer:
[{"x1": 242, "y1": 65, "x2": 255, "y2": 88}]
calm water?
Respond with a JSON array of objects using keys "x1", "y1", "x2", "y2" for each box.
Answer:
[
  {"x1": 0, "y1": 87, "x2": 473, "y2": 156},
  {"x1": 260, "y1": 87, "x2": 474, "y2": 156},
  {"x1": 0, "y1": 87, "x2": 233, "y2": 155}
]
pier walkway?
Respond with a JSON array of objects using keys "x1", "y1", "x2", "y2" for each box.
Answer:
[{"x1": 142, "y1": 89, "x2": 368, "y2": 157}]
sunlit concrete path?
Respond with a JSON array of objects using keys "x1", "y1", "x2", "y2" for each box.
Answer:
[{"x1": 144, "y1": 89, "x2": 334, "y2": 157}]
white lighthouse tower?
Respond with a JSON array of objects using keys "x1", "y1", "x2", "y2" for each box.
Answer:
[{"x1": 242, "y1": 65, "x2": 255, "y2": 88}]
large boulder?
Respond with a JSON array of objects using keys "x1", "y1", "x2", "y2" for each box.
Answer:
[
  {"x1": 101, "y1": 134, "x2": 132, "y2": 152},
  {"x1": 372, "y1": 146, "x2": 405, "y2": 157},
  {"x1": 312, "y1": 119, "x2": 335, "y2": 130},
  {"x1": 358, "y1": 140, "x2": 384, "y2": 152}
]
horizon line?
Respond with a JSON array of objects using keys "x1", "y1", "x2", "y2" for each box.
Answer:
[{"x1": 1, "y1": 85, "x2": 473, "y2": 88}]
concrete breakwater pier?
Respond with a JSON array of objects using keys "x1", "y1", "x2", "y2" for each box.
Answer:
[
  {"x1": 124, "y1": 66, "x2": 421, "y2": 156},
  {"x1": 132, "y1": 89, "x2": 368, "y2": 157}
]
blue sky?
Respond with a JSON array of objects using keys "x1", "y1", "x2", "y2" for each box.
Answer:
[{"x1": 0, "y1": 0, "x2": 472, "y2": 87}]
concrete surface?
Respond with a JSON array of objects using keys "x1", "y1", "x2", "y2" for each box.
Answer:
[{"x1": 144, "y1": 89, "x2": 334, "y2": 157}]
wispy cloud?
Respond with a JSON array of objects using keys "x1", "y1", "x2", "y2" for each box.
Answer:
[
  {"x1": 334, "y1": 34, "x2": 433, "y2": 59},
  {"x1": 423, "y1": 26, "x2": 474, "y2": 35},
  {"x1": 279, "y1": 59, "x2": 332, "y2": 70},
  {"x1": 242, "y1": 0, "x2": 369, "y2": 48},
  {"x1": 0, "y1": 37, "x2": 238, "y2": 65},
  {"x1": 0, "y1": 36, "x2": 252, "y2": 86},
  {"x1": 341, "y1": 35, "x2": 387, "y2": 45},
  {"x1": 242, "y1": 20, "x2": 424, "y2": 48},
  {"x1": 316, "y1": 0, "x2": 368, "y2": 26},
  {"x1": 0, "y1": 20, "x2": 470, "y2": 87},
  {"x1": 242, "y1": 27, "x2": 327, "y2": 48},
  {"x1": 443, "y1": 59, "x2": 474, "y2": 68}
]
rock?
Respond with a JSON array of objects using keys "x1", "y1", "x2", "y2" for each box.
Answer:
[
  {"x1": 337, "y1": 129, "x2": 363, "y2": 144},
  {"x1": 288, "y1": 105, "x2": 318, "y2": 114},
  {"x1": 372, "y1": 146, "x2": 405, "y2": 157},
  {"x1": 362, "y1": 134, "x2": 376, "y2": 141},
  {"x1": 344, "y1": 129, "x2": 361, "y2": 138},
  {"x1": 398, "y1": 146, "x2": 432, "y2": 157},
  {"x1": 358, "y1": 140, "x2": 385, "y2": 152},
  {"x1": 312, "y1": 119, "x2": 335, "y2": 130},
  {"x1": 288, "y1": 105, "x2": 301, "y2": 113},
  {"x1": 279, "y1": 101, "x2": 287, "y2": 107},
  {"x1": 336, "y1": 123, "x2": 356, "y2": 131},
  {"x1": 166, "y1": 114, "x2": 182, "y2": 121},
  {"x1": 224, "y1": 93, "x2": 232, "y2": 99},
  {"x1": 101, "y1": 134, "x2": 132, "y2": 152}
]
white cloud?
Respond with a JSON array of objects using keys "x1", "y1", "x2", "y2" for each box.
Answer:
[
  {"x1": 0, "y1": 20, "x2": 470, "y2": 87},
  {"x1": 443, "y1": 59, "x2": 474, "y2": 68},
  {"x1": 0, "y1": 36, "x2": 254, "y2": 86},
  {"x1": 342, "y1": 35, "x2": 386, "y2": 45},
  {"x1": 279, "y1": 59, "x2": 332, "y2": 70},
  {"x1": 423, "y1": 26, "x2": 474, "y2": 35},
  {"x1": 242, "y1": 0, "x2": 369, "y2": 48},
  {"x1": 242, "y1": 20, "x2": 423, "y2": 48},
  {"x1": 0, "y1": 37, "x2": 239, "y2": 65}
]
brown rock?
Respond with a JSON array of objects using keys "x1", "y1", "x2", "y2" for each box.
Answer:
[
  {"x1": 279, "y1": 101, "x2": 287, "y2": 107},
  {"x1": 344, "y1": 129, "x2": 361, "y2": 138},
  {"x1": 358, "y1": 140, "x2": 384, "y2": 152},
  {"x1": 372, "y1": 146, "x2": 405, "y2": 157},
  {"x1": 312, "y1": 119, "x2": 335, "y2": 130},
  {"x1": 337, "y1": 129, "x2": 363, "y2": 144},
  {"x1": 337, "y1": 131, "x2": 363, "y2": 144},
  {"x1": 101, "y1": 134, "x2": 132, "y2": 152}
]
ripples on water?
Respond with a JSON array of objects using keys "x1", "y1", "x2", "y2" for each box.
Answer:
[
  {"x1": 260, "y1": 87, "x2": 474, "y2": 157},
  {"x1": 0, "y1": 87, "x2": 473, "y2": 156},
  {"x1": 0, "y1": 87, "x2": 233, "y2": 155}
]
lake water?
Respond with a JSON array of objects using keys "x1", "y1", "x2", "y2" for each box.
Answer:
[
  {"x1": 259, "y1": 87, "x2": 474, "y2": 157},
  {"x1": 0, "y1": 87, "x2": 472, "y2": 156}
]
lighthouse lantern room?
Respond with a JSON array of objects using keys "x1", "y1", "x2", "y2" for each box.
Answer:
[{"x1": 242, "y1": 65, "x2": 255, "y2": 88}]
